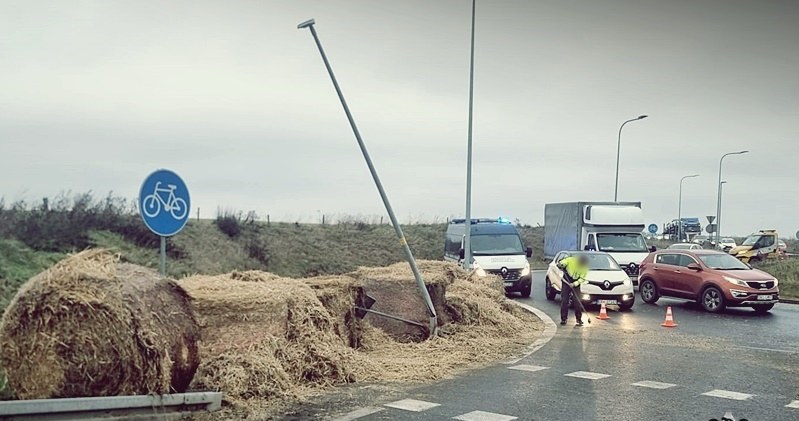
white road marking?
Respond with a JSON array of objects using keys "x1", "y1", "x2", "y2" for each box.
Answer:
[
  {"x1": 384, "y1": 399, "x2": 441, "y2": 412},
  {"x1": 631, "y1": 381, "x2": 677, "y2": 390},
  {"x1": 701, "y1": 389, "x2": 755, "y2": 401},
  {"x1": 508, "y1": 364, "x2": 549, "y2": 372},
  {"x1": 331, "y1": 406, "x2": 385, "y2": 420},
  {"x1": 786, "y1": 400, "x2": 799, "y2": 409},
  {"x1": 453, "y1": 410, "x2": 518, "y2": 421},
  {"x1": 503, "y1": 300, "x2": 558, "y2": 364},
  {"x1": 739, "y1": 345, "x2": 797, "y2": 354},
  {"x1": 564, "y1": 371, "x2": 612, "y2": 380}
]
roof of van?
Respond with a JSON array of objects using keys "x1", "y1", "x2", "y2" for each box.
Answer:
[{"x1": 447, "y1": 219, "x2": 519, "y2": 235}]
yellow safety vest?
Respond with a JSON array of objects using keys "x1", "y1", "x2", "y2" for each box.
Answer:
[{"x1": 559, "y1": 256, "x2": 588, "y2": 286}]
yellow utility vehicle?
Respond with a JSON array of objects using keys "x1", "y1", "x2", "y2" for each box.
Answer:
[{"x1": 729, "y1": 230, "x2": 780, "y2": 263}]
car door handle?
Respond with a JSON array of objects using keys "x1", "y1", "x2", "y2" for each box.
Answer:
[{"x1": 674, "y1": 270, "x2": 681, "y2": 274}]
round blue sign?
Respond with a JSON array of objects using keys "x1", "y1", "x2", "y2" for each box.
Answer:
[
  {"x1": 138, "y1": 169, "x2": 191, "y2": 237},
  {"x1": 648, "y1": 224, "x2": 658, "y2": 234}
]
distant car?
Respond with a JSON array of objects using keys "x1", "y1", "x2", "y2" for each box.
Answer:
[
  {"x1": 720, "y1": 238, "x2": 737, "y2": 252},
  {"x1": 638, "y1": 250, "x2": 779, "y2": 314},
  {"x1": 545, "y1": 251, "x2": 635, "y2": 311},
  {"x1": 668, "y1": 243, "x2": 703, "y2": 250}
]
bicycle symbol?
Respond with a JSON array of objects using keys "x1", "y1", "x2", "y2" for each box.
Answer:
[{"x1": 142, "y1": 181, "x2": 188, "y2": 220}]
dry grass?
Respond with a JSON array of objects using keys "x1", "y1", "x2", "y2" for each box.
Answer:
[{"x1": 0, "y1": 250, "x2": 200, "y2": 399}]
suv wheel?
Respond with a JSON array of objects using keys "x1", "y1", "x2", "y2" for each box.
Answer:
[
  {"x1": 752, "y1": 304, "x2": 774, "y2": 314},
  {"x1": 519, "y1": 282, "x2": 532, "y2": 298},
  {"x1": 545, "y1": 278, "x2": 557, "y2": 301},
  {"x1": 701, "y1": 286, "x2": 725, "y2": 313},
  {"x1": 639, "y1": 279, "x2": 659, "y2": 304}
]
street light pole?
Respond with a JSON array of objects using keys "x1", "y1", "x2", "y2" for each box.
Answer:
[
  {"x1": 678, "y1": 174, "x2": 699, "y2": 242},
  {"x1": 715, "y1": 150, "x2": 748, "y2": 248},
  {"x1": 298, "y1": 19, "x2": 439, "y2": 335},
  {"x1": 463, "y1": 0, "x2": 476, "y2": 270},
  {"x1": 614, "y1": 115, "x2": 648, "y2": 201}
]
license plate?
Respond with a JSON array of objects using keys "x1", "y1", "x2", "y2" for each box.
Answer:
[
  {"x1": 504, "y1": 281, "x2": 513, "y2": 287},
  {"x1": 757, "y1": 295, "x2": 773, "y2": 301},
  {"x1": 597, "y1": 299, "x2": 618, "y2": 305}
]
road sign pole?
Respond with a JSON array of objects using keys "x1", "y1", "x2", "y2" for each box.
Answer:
[
  {"x1": 298, "y1": 19, "x2": 439, "y2": 337},
  {"x1": 159, "y1": 236, "x2": 166, "y2": 276},
  {"x1": 463, "y1": 0, "x2": 476, "y2": 272}
]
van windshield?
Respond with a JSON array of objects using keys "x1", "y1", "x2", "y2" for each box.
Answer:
[
  {"x1": 471, "y1": 234, "x2": 524, "y2": 255},
  {"x1": 596, "y1": 233, "x2": 649, "y2": 252},
  {"x1": 742, "y1": 235, "x2": 761, "y2": 246}
]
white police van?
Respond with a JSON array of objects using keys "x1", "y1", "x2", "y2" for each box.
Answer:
[{"x1": 444, "y1": 218, "x2": 533, "y2": 297}]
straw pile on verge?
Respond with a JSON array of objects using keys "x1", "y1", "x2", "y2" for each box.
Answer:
[
  {"x1": 180, "y1": 271, "x2": 365, "y2": 403},
  {"x1": 0, "y1": 250, "x2": 200, "y2": 399}
]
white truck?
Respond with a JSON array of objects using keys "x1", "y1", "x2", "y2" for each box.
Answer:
[{"x1": 544, "y1": 202, "x2": 655, "y2": 286}]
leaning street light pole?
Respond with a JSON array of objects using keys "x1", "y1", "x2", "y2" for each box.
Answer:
[
  {"x1": 298, "y1": 19, "x2": 438, "y2": 335},
  {"x1": 614, "y1": 115, "x2": 648, "y2": 201},
  {"x1": 678, "y1": 174, "x2": 699, "y2": 242},
  {"x1": 715, "y1": 150, "x2": 748, "y2": 248},
  {"x1": 463, "y1": 0, "x2": 477, "y2": 271}
]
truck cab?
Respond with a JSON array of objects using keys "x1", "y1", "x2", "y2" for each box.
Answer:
[
  {"x1": 444, "y1": 218, "x2": 533, "y2": 297},
  {"x1": 730, "y1": 230, "x2": 780, "y2": 263}
]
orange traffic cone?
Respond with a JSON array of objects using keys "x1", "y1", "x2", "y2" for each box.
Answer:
[
  {"x1": 597, "y1": 303, "x2": 610, "y2": 320},
  {"x1": 661, "y1": 306, "x2": 678, "y2": 327}
]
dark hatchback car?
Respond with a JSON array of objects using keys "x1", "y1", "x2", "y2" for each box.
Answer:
[{"x1": 638, "y1": 250, "x2": 779, "y2": 313}]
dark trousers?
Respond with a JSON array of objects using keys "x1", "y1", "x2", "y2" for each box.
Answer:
[{"x1": 560, "y1": 280, "x2": 583, "y2": 323}]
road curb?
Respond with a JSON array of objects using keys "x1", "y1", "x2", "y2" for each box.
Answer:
[
  {"x1": 779, "y1": 298, "x2": 799, "y2": 305},
  {"x1": 503, "y1": 301, "x2": 557, "y2": 365}
]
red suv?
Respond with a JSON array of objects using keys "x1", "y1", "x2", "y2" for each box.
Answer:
[{"x1": 638, "y1": 250, "x2": 779, "y2": 313}]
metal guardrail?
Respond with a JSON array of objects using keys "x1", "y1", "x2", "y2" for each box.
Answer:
[{"x1": 0, "y1": 391, "x2": 222, "y2": 420}]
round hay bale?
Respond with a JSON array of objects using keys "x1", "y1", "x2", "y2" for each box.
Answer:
[{"x1": 0, "y1": 250, "x2": 200, "y2": 399}]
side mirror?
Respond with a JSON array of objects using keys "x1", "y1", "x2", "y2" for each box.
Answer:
[
  {"x1": 526, "y1": 247, "x2": 533, "y2": 258},
  {"x1": 650, "y1": 246, "x2": 657, "y2": 252},
  {"x1": 687, "y1": 263, "x2": 702, "y2": 271},
  {"x1": 459, "y1": 248, "x2": 465, "y2": 260}
]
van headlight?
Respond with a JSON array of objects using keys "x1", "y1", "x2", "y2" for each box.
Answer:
[
  {"x1": 723, "y1": 275, "x2": 748, "y2": 287},
  {"x1": 623, "y1": 277, "x2": 632, "y2": 286},
  {"x1": 520, "y1": 262, "x2": 531, "y2": 277}
]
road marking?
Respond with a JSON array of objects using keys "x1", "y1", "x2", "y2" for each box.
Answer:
[
  {"x1": 739, "y1": 345, "x2": 797, "y2": 354},
  {"x1": 384, "y1": 399, "x2": 441, "y2": 412},
  {"x1": 503, "y1": 300, "x2": 558, "y2": 364},
  {"x1": 631, "y1": 381, "x2": 677, "y2": 389},
  {"x1": 701, "y1": 389, "x2": 754, "y2": 401},
  {"x1": 331, "y1": 406, "x2": 385, "y2": 420},
  {"x1": 564, "y1": 371, "x2": 612, "y2": 380},
  {"x1": 786, "y1": 400, "x2": 799, "y2": 409},
  {"x1": 453, "y1": 410, "x2": 518, "y2": 421},
  {"x1": 508, "y1": 364, "x2": 549, "y2": 372}
]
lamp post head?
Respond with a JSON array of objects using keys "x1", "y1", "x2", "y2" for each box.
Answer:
[
  {"x1": 738, "y1": 150, "x2": 749, "y2": 154},
  {"x1": 297, "y1": 19, "x2": 315, "y2": 29},
  {"x1": 638, "y1": 115, "x2": 648, "y2": 120}
]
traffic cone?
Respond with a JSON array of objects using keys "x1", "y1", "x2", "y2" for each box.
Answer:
[
  {"x1": 597, "y1": 303, "x2": 610, "y2": 320},
  {"x1": 661, "y1": 306, "x2": 678, "y2": 327}
]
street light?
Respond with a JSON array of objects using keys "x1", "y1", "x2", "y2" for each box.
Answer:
[
  {"x1": 715, "y1": 150, "x2": 748, "y2": 248},
  {"x1": 463, "y1": 0, "x2": 477, "y2": 270},
  {"x1": 677, "y1": 174, "x2": 699, "y2": 242},
  {"x1": 614, "y1": 115, "x2": 648, "y2": 201}
]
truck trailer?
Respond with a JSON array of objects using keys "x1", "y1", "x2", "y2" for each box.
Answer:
[{"x1": 544, "y1": 202, "x2": 655, "y2": 286}]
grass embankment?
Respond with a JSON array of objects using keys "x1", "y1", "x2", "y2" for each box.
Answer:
[{"x1": 754, "y1": 259, "x2": 799, "y2": 300}]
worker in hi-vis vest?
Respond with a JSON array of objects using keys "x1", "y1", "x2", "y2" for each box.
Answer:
[{"x1": 557, "y1": 254, "x2": 590, "y2": 326}]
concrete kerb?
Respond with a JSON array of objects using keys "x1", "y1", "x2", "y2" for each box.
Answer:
[
  {"x1": 779, "y1": 298, "x2": 799, "y2": 305},
  {"x1": 503, "y1": 300, "x2": 557, "y2": 365}
]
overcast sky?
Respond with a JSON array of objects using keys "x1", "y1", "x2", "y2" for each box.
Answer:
[{"x1": 1, "y1": 0, "x2": 797, "y2": 237}]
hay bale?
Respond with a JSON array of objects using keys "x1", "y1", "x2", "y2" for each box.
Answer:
[
  {"x1": 348, "y1": 260, "x2": 463, "y2": 342},
  {"x1": 304, "y1": 275, "x2": 365, "y2": 348},
  {"x1": 180, "y1": 273, "x2": 361, "y2": 403},
  {"x1": 0, "y1": 250, "x2": 200, "y2": 399}
]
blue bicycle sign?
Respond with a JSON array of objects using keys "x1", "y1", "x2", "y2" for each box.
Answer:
[{"x1": 139, "y1": 169, "x2": 191, "y2": 237}]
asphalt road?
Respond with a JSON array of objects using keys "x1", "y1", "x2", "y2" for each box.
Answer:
[{"x1": 312, "y1": 271, "x2": 799, "y2": 421}]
